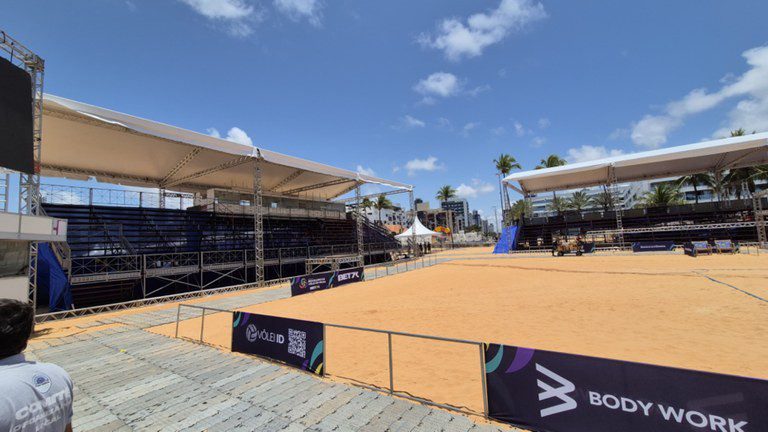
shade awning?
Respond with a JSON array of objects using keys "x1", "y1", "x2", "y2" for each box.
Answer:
[
  {"x1": 395, "y1": 217, "x2": 441, "y2": 239},
  {"x1": 41, "y1": 94, "x2": 411, "y2": 200},
  {"x1": 503, "y1": 133, "x2": 768, "y2": 194}
]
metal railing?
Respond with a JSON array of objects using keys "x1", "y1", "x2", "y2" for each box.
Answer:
[
  {"x1": 172, "y1": 291, "x2": 489, "y2": 418},
  {"x1": 40, "y1": 183, "x2": 194, "y2": 210}
]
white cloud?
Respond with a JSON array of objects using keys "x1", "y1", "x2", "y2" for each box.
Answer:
[
  {"x1": 207, "y1": 126, "x2": 254, "y2": 146},
  {"x1": 456, "y1": 179, "x2": 495, "y2": 199},
  {"x1": 491, "y1": 126, "x2": 506, "y2": 136},
  {"x1": 466, "y1": 84, "x2": 491, "y2": 97},
  {"x1": 531, "y1": 136, "x2": 545, "y2": 147},
  {"x1": 629, "y1": 44, "x2": 768, "y2": 148},
  {"x1": 608, "y1": 127, "x2": 630, "y2": 140},
  {"x1": 413, "y1": 72, "x2": 461, "y2": 102},
  {"x1": 356, "y1": 165, "x2": 376, "y2": 176},
  {"x1": 513, "y1": 121, "x2": 527, "y2": 136},
  {"x1": 397, "y1": 115, "x2": 426, "y2": 129},
  {"x1": 418, "y1": 0, "x2": 547, "y2": 61},
  {"x1": 274, "y1": 0, "x2": 323, "y2": 27},
  {"x1": 404, "y1": 156, "x2": 443, "y2": 175},
  {"x1": 567, "y1": 145, "x2": 624, "y2": 163},
  {"x1": 462, "y1": 122, "x2": 480, "y2": 136},
  {"x1": 538, "y1": 117, "x2": 550, "y2": 129},
  {"x1": 436, "y1": 117, "x2": 452, "y2": 129},
  {"x1": 179, "y1": 0, "x2": 262, "y2": 37}
]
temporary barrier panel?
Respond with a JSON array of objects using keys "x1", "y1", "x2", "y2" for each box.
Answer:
[
  {"x1": 232, "y1": 311, "x2": 324, "y2": 375},
  {"x1": 485, "y1": 343, "x2": 768, "y2": 432},
  {"x1": 290, "y1": 267, "x2": 363, "y2": 297},
  {"x1": 632, "y1": 241, "x2": 675, "y2": 253}
]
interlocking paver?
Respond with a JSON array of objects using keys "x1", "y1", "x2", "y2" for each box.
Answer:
[{"x1": 28, "y1": 286, "x2": 520, "y2": 431}]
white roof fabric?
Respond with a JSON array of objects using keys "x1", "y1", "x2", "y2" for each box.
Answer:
[
  {"x1": 395, "y1": 217, "x2": 441, "y2": 239},
  {"x1": 41, "y1": 94, "x2": 410, "y2": 199},
  {"x1": 503, "y1": 133, "x2": 768, "y2": 194}
]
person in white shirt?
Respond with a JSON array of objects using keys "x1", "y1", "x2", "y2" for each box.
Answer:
[{"x1": 0, "y1": 299, "x2": 73, "y2": 432}]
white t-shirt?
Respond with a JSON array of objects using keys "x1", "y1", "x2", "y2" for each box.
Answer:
[{"x1": 0, "y1": 353, "x2": 73, "y2": 432}]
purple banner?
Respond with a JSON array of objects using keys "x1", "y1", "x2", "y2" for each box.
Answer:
[
  {"x1": 290, "y1": 267, "x2": 364, "y2": 296},
  {"x1": 485, "y1": 343, "x2": 768, "y2": 432}
]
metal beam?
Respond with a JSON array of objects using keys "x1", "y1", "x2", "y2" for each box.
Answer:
[
  {"x1": 42, "y1": 164, "x2": 160, "y2": 185},
  {"x1": 335, "y1": 188, "x2": 411, "y2": 203},
  {"x1": 268, "y1": 169, "x2": 305, "y2": 192},
  {"x1": 160, "y1": 148, "x2": 201, "y2": 185},
  {"x1": 163, "y1": 155, "x2": 251, "y2": 188},
  {"x1": 280, "y1": 178, "x2": 355, "y2": 196}
]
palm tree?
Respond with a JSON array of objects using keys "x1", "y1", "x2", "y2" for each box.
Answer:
[
  {"x1": 642, "y1": 183, "x2": 683, "y2": 207},
  {"x1": 567, "y1": 190, "x2": 590, "y2": 212},
  {"x1": 536, "y1": 154, "x2": 567, "y2": 200},
  {"x1": 730, "y1": 128, "x2": 747, "y2": 137},
  {"x1": 590, "y1": 187, "x2": 614, "y2": 212},
  {"x1": 436, "y1": 185, "x2": 456, "y2": 203},
  {"x1": 494, "y1": 154, "x2": 522, "y2": 210},
  {"x1": 548, "y1": 196, "x2": 569, "y2": 215},
  {"x1": 509, "y1": 199, "x2": 531, "y2": 221},
  {"x1": 725, "y1": 166, "x2": 768, "y2": 199},
  {"x1": 676, "y1": 173, "x2": 713, "y2": 204},
  {"x1": 373, "y1": 194, "x2": 393, "y2": 224},
  {"x1": 359, "y1": 197, "x2": 373, "y2": 221}
]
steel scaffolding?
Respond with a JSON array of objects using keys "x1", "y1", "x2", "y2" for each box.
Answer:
[
  {"x1": 253, "y1": 158, "x2": 264, "y2": 285},
  {"x1": 1, "y1": 30, "x2": 45, "y2": 306},
  {"x1": 753, "y1": 190, "x2": 767, "y2": 248}
]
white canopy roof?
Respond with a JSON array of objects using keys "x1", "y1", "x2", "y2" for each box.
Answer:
[
  {"x1": 395, "y1": 217, "x2": 441, "y2": 239},
  {"x1": 503, "y1": 133, "x2": 768, "y2": 194},
  {"x1": 41, "y1": 94, "x2": 411, "y2": 200}
]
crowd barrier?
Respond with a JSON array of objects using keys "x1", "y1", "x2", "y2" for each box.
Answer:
[
  {"x1": 176, "y1": 301, "x2": 768, "y2": 431},
  {"x1": 290, "y1": 266, "x2": 364, "y2": 296}
]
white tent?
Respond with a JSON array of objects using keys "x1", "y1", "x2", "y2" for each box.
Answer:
[
  {"x1": 41, "y1": 94, "x2": 411, "y2": 199},
  {"x1": 503, "y1": 133, "x2": 768, "y2": 194},
  {"x1": 395, "y1": 217, "x2": 441, "y2": 242}
]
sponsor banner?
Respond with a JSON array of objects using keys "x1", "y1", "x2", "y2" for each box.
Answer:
[
  {"x1": 485, "y1": 343, "x2": 768, "y2": 432},
  {"x1": 232, "y1": 311, "x2": 324, "y2": 375},
  {"x1": 291, "y1": 267, "x2": 364, "y2": 297},
  {"x1": 632, "y1": 241, "x2": 676, "y2": 253}
]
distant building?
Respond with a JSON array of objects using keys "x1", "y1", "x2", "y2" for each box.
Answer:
[
  {"x1": 363, "y1": 206, "x2": 408, "y2": 226},
  {"x1": 441, "y1": 199, "x2": 469, "y2": 229},
  {"x1": 529, "y1": 183, "x2": 645, "y2": 217}
]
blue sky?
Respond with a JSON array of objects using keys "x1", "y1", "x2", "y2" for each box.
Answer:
[{"x1": 5, "y1": 0, "x2": 768, "y2": 224}]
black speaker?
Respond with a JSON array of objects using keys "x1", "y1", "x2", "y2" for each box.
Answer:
[{"x1": 0, "y1": 55, "x2": 33, "y2": 174}]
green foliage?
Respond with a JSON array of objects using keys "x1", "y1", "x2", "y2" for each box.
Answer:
[
  {"x1": 436, "y1": 185, "x2": 456, "y2": 202},
  {"x1": 567, "y1": 190, "x2": 590, "y2": 211},
  {"x1": 642, "y1": 183, "x2": 683, "y2": 207},
  {"x1": 536, "y1": 154, "x2": 567, "y2": 169},
  {"x1": 493, "y1": 153, "x2": 522, "y2": 175}
]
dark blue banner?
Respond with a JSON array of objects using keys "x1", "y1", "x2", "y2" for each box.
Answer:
[
  {"x1": 632, "y1": 241, "x2": 675, "y2": 253},
  {"x1": 485, "y1": 343, "x2": 768, "y2": 432},
  {"x1": 291, "y1": 267, "x2": 364, "y2": 296},
  {"x1": 232, "y1": 312, "x2": 324, "y2": 375}
]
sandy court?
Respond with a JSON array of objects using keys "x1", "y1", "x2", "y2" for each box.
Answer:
[{"x1": 150, "y1": 253, "x2": 768, "y2": 413}]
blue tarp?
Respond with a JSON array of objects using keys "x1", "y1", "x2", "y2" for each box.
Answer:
[
  {"x1": 38, "y1": 243, "x2": 73, "y2": 311},
  {"x1": 493, "y1": 226, "x2": 518, "y2": 254}
]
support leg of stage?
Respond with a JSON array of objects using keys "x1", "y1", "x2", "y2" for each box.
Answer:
[
  {"x1": 608, "y1": 165, "x2": 625, "y2": 248},
  {"x1": 409, "y1": 189, "x2": 418, "y2": 257},
  {"x1": 355, "y1": 183, "x2": 364, "y2": 267},
  {"x1": 253, "y1": 158, "x2": 264, "y2": 286}
]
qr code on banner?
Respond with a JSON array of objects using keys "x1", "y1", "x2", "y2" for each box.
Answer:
[{"x1": 287, "y1": 328, "x2": 307, "y2": 358}]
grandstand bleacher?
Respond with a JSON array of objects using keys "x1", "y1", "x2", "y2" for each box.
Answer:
[
  {"x1": 516, "y1": 199, "x2": 762, "y2": 249},
  {"x1": 42, "y1": 202, "x2": 399, "y2": 307}
]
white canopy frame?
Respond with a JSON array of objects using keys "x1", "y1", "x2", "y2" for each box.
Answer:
[
  {"x1": 38, "y1": 94, "x2": 414, "y2": 286},
  {"x1": 502, "y1": 133, "x2": 768, "y2": 246}
]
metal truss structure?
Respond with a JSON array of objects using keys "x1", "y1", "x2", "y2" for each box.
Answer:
[
  {"x1": 66, "y1": 241, "x2": 400, "y2": 294},
  {"x1": 586, "y1": 221, "x2": 757, "y2": 238},
  {"x1": 1, "y1": 30, "x2": 45, "y2": 306},
  {"x1": 753, "y1": 190, "x2": 767, "y2": 248},
  {"x1": 608, "y1": 165, "x2": 625, "y2": 248},
  {"x1": 305, "y1": 254, "x2": 361, "y2": 274}
]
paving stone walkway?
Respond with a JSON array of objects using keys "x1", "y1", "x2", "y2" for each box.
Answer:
[{"x1": 27, "y1": 286, "x2": 519, "y2": 431}]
